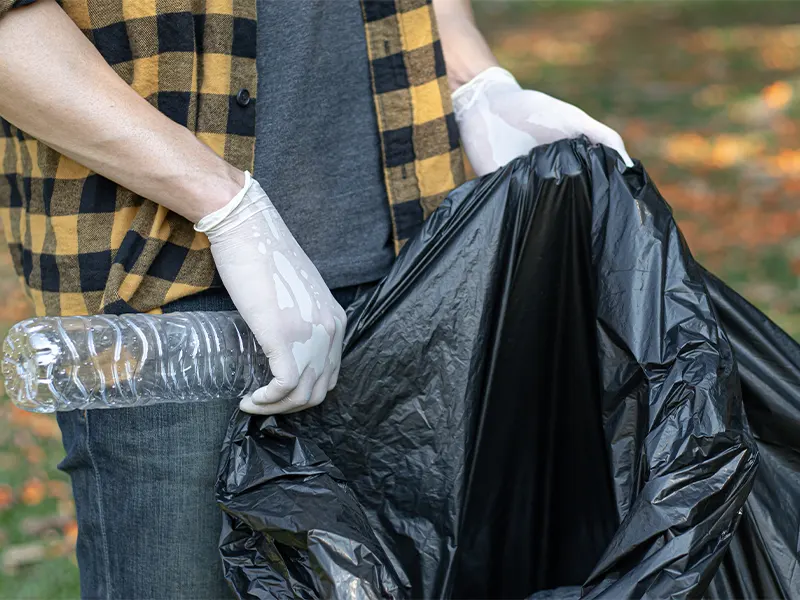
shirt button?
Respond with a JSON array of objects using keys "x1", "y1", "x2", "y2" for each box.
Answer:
[{"x1": 236, "y1": 88, "x2": 251, "y2": 107}]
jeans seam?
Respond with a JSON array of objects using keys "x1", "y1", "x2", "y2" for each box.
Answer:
[{"x1": 84, "y1": 411, "x2": 113, "y2": 599}]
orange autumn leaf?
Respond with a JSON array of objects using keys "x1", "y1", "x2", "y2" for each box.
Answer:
[
  {"x1": 764, "y1": 149, "x2": 800, "y2": 177},
  {"x1": 47, "y1": 480, "x2": 72, "y2": 501},
  {"x1": 495, "y1": 32, "x2": 591, "y2": 66},
  {"x1": 710, "y1": 135, "x2": 766, "y2": 169},
  {"x1": 24, "y1": 444, "x2": 45, "y2": 465},
  {"x1": 761, "y1": 81, "x2": 793, "y2": 110},
  {"x1": 62, "y1": 520, "x2": 79, "y2": 545},
  {"x1": 760, "y1": 42, "x2": 800, "y2": 71},
  {"x1": 0, "y1": 484, "x2": 13, "y2": 510},
  {"x1": 710, "y1": 136, "x2": 744, "y2": 168},
  {"x1": 662, "y1": 133, "x2": 711, "y2": 165},
  {"x1": 780, "y1": 178, "x2": 800, "y2": 194},
  {"x1": 663, "y1": 133, "x2": 764, "y2": 169},
  {"x1": 622, "y1": 119, "x2": 651, "y2": 144},
  {"x1": 8, "y1": 406, "x2": 62, "y2": 440},
  {"x1": 771, "y1": 116, "x2": 798, "y2": 139},
  {"x1": 21, "y1": 478, "x2": 46, "y2": 506}
]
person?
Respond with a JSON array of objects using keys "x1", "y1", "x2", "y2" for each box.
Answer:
[{"x1": 0, "y1": 0, "x2": 631, "y2": 597}]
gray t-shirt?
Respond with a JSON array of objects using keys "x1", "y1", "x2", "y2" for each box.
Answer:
[{"x1": 253, "y1": 0, "x2": 395, "y2": 290}]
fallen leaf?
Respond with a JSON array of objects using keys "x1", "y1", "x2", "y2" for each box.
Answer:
[
  {"x1": 663, "y1": 133, "x2": 765, "y2": 169},
  {"x1": 8, "y1": 406, "x2": 62, "y2": 440},
  {"x1": 715, "y1": 134, "x2": 766, "y2": 168},
  {"x1": 21, "y1": 478, "x2": 46, "y2": 506},
  {"x1": 764, "y1": 149, "x2": 800, "y2": 177},
  {"x1": 0, "y1": 484, "x2": 13, "y2": 511},
  {"x1": 662, "y1": 133, "x2": 711, "y2": 165},
  {"x1": 24, "y1": 444, "x2": 45, "y2": 465},
  {"x1": 622, "y1": 119, "x2": 651, "y2": 144},
  {"x1": 63, "y1": 520, "x2": 78, "y2": 546},
  {"x1": 761, "y1": 81, "x2": 793, "y2": 110},
  {"x1": 47, "y1": 480, "x2": 72, "y2": 501},
  {"x1": 495, "y1": 32, "x2": 592, "y2": 66},
  {"x1": 760, "y1": 42, "x2": 800, "y2": 71}
]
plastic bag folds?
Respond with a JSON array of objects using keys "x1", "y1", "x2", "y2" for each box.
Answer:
[{"x1": 217, "y1": 139, "x2": 799, "y2": 599}]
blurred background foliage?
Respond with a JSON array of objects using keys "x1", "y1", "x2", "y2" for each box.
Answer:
[
  {"x1": 2, "y1": 1, "x2": 799, "y2": 597},
  {"x1": 479, "y1": 0, "x2": 800, "y2": 337}
]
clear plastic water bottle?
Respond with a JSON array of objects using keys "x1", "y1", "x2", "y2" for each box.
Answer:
[{"x1": 2, "y1": 312, "x2": 269, "y2": 413}]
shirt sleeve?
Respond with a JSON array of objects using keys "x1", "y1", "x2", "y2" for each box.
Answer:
[{"x1": 0, "y1": 0, "x2": 44, "y2": 21}]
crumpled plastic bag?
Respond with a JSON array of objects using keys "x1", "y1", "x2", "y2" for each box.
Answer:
[
  {"x1": 216, "y1": 138, "x2": 799, "y2": 599},
  {"x1": 702, "y1": 271, "x2": 800, "y2": 599}
]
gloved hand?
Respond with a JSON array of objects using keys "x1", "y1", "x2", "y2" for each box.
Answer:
[
  {"x1": 452, "y1": 66, "x2": 633, "y2": 176},
  {"x1": 196, "y1": 172, "x2": 347, "y2": 415}
]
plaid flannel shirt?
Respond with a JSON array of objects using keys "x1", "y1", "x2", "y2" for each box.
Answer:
[{"x1": 0, "y1": 0, "x2": 465, "y2": 316}]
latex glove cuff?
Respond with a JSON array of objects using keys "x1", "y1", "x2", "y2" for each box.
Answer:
[
  {"x1": 195, "y1": 171, "x2": 256, "y2": 234},
  {"x1": 452, "y1": 66, "x2": 519, "y2": 117}
]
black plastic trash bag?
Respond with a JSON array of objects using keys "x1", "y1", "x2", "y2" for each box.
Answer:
[
  {"x1": 216, "y1": 138, "x2": 799, "y2": 599},
  {"x1": 702, "y1": 272, "x2": 800, "y2": 599}
]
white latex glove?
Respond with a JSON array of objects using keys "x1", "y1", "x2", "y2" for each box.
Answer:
[
  {"x1": 196, "y1": 172, "x2": 347, "y2": 415},
  {"x1": 452, "y1": 66, "x2": 633, "y2": 176}
]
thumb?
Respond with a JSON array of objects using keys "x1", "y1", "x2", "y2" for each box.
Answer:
[{"x1": 250, "y1": 353, "x2": 302, "y2": 406}]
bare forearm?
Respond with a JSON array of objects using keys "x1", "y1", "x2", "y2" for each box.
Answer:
[
  {"x1": 432, "y1": 0, "x2": 498, "y2": 91},
  {"x1": 0, "y1": 0, "x2": 242, "y2": 222}
]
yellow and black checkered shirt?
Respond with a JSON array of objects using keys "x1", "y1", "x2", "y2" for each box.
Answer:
[{"x1": 0, "y1": 0, "x2": 465, "y2": 316}]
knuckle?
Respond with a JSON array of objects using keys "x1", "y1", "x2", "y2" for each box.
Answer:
[
  {"x1": 278, "y1": 373, "x2": 300, "y2": 390},
  {"x1": 321, "y1": 316, "x2": 337, "y2": 336},
  {"x1": 294, "y1": 381, "x2": 314, "y2": 403},
  {"x1": 286, "y1": 400, "x2": 311, "y2": 414},
  {"x1": 286, "y1": 394, "x2": 308, "y2": 408},
  {"x1": 309, "y1": 391, "x2": 327, "y2": 407},
  {"x1": 272, "y1": 396, "x2": 305, "y2": 414}
]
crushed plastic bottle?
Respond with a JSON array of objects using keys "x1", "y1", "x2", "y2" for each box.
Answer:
[{"x1": 1, "y1": 312, "x2": 269, "y2": 413}]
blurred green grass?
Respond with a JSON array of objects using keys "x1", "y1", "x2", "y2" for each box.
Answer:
[
  {"x1": 0, "y1": 389, "x2": 80, "y2": 598},
  {"x1": 1, "y1": 1, "x2": 799, "y2": 596},
  {"x1": 477, "y1": 0, "x2": 800, "y2": 338}
]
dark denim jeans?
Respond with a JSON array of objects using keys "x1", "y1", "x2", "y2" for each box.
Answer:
[{"x1": 57, "y1": 283, "x2": 369, "y2": 599}]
